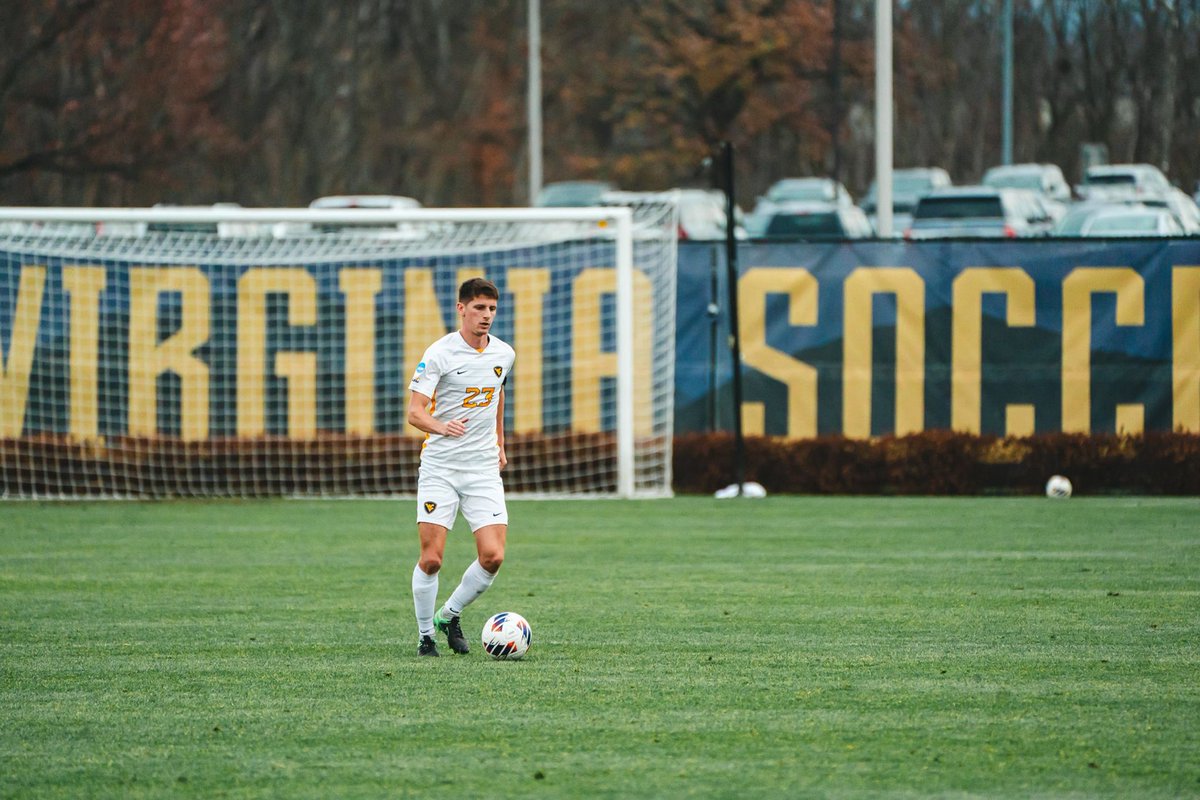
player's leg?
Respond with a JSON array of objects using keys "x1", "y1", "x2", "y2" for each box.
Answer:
[
  {"x1": 443, "y1": 523, "x2": 506, "y2": 614},
  {"x1": 435, "y1": 524, "x2": 504, "y2": 654},
  {"x1": 414, "y1": 470, "x2": 459, "y2": 656},
  {"x1": 413, "y1": 522, "x2": 448, "y2": 656},
  {"x1": 436, "y1": 472, "x2": 507, "y2": 653}
]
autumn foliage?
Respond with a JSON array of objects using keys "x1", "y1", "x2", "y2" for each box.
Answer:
[{"x1": 3, "y1": 1, "x2": 1198, "y2": 208}]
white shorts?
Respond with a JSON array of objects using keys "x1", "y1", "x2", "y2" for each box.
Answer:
[{"x1": 416, "y1": 466, "x2": 508, "y2": 532}]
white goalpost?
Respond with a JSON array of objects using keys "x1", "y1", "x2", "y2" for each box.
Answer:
[{"x1": 0, "y1": 202, "x2": 678, "y2": 499}]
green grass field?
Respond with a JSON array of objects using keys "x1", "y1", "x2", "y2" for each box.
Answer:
[{"x1": 2, "y1": 497, "x2": 1198, "y2": 798}]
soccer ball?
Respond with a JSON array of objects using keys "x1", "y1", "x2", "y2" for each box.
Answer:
[
  {"x1": 481, "y1": 611, "x2": 531, "y2": 660},
  {"x1": 1045, "y1": 474, "x2": 1073, "y2": 499}
]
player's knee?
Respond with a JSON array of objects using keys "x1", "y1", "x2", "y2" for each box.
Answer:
[
  {"x1": 419, "y1": 557, "x2": 442, "y2": 575},
  {"x1": 479, "y1": 550, "x2": 504, "y2": 574}
]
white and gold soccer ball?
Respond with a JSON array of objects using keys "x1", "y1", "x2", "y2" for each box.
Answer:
[
  {"x1": 481, "y1": 611, "x2": 531, "y2": 660},
  {"x1": 1045, "y1": 475, "x2": 1073, "y2": 499}
]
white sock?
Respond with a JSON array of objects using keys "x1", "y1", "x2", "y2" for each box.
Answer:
[
  {"x1": 442, "y1": 560, "x2": 496, "y2": 618},
  {"x1": 412, "y1": 564, "x2": 438, "y2": 638}
]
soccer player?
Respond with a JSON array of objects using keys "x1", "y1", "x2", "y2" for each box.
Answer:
[{"x1": 406, "y1": 277, "x2": 515, "y2": 657}]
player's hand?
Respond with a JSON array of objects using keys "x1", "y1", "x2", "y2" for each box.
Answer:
[
  {"x1": 498, "y1": 447, "x2": 508, "y2": 471},
  {"x1": 442, "y1": 418, "x2": 467, "y2": 437}
]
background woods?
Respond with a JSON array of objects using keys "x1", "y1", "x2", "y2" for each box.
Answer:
[{"x1": 2, "y1": 0, "x2": 1198, "y2": 208}]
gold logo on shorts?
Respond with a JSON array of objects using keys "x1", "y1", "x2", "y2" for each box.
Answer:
[
  {"x1": 423, "y1": 501, "x2": 437, "y2": 513},
  {"x1": 493, "y1": 366, "x2": 503, "y2": 377}
]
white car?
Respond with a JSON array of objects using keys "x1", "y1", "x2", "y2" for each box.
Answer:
[
  {"x1": 534, "y1": 181, "x2": 614, "y2": 207},
  {"x1": 1053, "y1": 201, "x2": 1136, "y2": 236},
  {"x1": 276, "y1": 194, "x2": 425, "y2": 238},
  {"x1": 860, "y1": 167, "x2": 953, "y2": 234},
  {"x1": 1076, "y1": 164, "x2": 1172, "y2": 202},
  {"x1": 1145, "y1": 188, "x2": 1200, "y2": 235},
  {"x1": 760, "y1": 177, "x2": 855, "y2": 208},
  {"x1": 148, "y1": 202, "x2": 269, "y2": 238},
  {"x1": 749, "y1": 201, "x2": 874, "y2": 240},
  {"x1": 674, "y1": 189, "x2": 745, "y2": 241},
  {"x1": 1079, "y1": 207, "x2": 1184, "y2": 237},
  {"x1": 906, "y1": 186, "x2": 1044, "y2": 239},
  {"x1": 983, "y1": 163, "x2": 1072, "y2": 204}
]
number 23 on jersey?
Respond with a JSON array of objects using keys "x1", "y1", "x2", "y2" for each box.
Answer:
[{"x1": 463, "y1": 387, "x2": 496, "y2": 408}]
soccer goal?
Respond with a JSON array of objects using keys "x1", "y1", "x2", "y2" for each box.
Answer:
[{"x1": 0, "y1": 201, "x2": 678, "y2": 499}]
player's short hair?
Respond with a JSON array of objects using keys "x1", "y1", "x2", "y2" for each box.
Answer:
[{"x1": 459, "y1": 277, "x2": 499, "y2": 303}]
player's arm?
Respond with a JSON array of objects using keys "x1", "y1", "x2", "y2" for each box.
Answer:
[
  {"x1": 407, "y1": 390, "x2": 465, "y2": 438},
  {"x1": 496, "y1": 386, "x2": 507, "y2": 470}
]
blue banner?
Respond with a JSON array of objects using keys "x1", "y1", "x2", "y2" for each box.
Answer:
[
  {"x1": 0, "y1": 242, "x2": 632, "y2": 440},
  {"x1": 676, "y1": 239, "x2": 1200, "y2": 437}
]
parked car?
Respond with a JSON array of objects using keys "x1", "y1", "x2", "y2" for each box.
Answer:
[
  {"x1": 278, "y1": 194, "x2": 426, "y2": 238},
  {"x1": 675, "y1": 189, "x2": 745, "y2": 240},
  {"x1": 1010, "y1": 189, "x2": 1060, "y2": 234},
  {"x1": 1143, "y1": 188, "x2": 1200, "y2": 235},
  {"x1": 1076, "y1": 163, "x2": 1172, "y2": 202},
  {"x1": 905, "y1": 186, "x2": 1044, "y2": 239},
  {"x1": 534, "y1": 180, "x2": 614, "y2": 207},
  {"x1": 982, "y1": 163, "x2": 1072, "y2": 203},
  {"x1": 860, "y1": 167, "x2": 953, "y2": 233},
  {"x1": 749, "y1": 202, "x2": 873, "y2": 241},
  {"x1": 1079, "y1": 207, "x2": 1185, "y2": 237},
  {"x1": 148, "y1": 202, "x2": 268, "y2": 238},
  {"x1": 761, "y1": 177, "x2": 854, "y2": 208},
  {"x1": 1052, "y1": 201, "x2": 1135, "y2": 236}
]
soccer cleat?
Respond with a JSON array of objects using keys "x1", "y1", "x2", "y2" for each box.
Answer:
[
  {"x1": 435, "y1": 612, "x2": 470, "y2": 654},
  {"x1": 417, "y1": 635, "x2": 440, "y2": 657}
]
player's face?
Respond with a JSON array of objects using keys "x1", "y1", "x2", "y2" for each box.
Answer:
[{"x1": 458, "y1": 295, "x2": 498, "y2": 338}]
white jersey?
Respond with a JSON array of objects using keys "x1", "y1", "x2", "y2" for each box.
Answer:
[{"x1": 409, "y1": 331, "x2": 515, "y2": 471}]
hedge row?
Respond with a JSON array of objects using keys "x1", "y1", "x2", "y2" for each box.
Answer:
[
  {"x1": 672, "y1": 431, "x2": 1200, "y2": 495},
  {"x1": 4, "y1": 430, "x2": 1198, "y2": 497},
  {"x1": 0, "y1": 432, "x2": 619, "y2": 498}
]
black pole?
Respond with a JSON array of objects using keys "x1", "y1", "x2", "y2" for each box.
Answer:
[
  {"x1": 707, "y1": 247, "x2": 719, "y2": 432},
  {"x1": 720, "y1": 141, "x2": 746, "y2": 495}
]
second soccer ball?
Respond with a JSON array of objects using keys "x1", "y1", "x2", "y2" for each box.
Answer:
[{"x1": 1045, "y1": 475, "x2": 1073, "y2": 499}]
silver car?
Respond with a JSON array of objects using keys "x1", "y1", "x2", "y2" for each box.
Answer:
[
  {"x1": 1079, "y1": 207, "x2": 1185, "y2": 237},
  {"x1": 982, "y1": 163, "x2": 1072, "y2": 204},
  {"x1": 750, "y1": 201, "x2": 874, "y2": 241},
  {"x1": 761, "y1": 177, "x2": 855, "y2": 208},
  {"x1": 1076, "y1": 163, "x2": 1172, "y2": 203},
  {"x1": 906, "y1": 186, "x2": 1043, "y2": 239},
  {"x1": 861, "y1": 167, "x2": 953, "y2": 233}
]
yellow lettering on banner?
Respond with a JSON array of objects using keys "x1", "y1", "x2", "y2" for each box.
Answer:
[
  {"x1": 128, "y1": 268, "x2": 211, "y2": 441},
  {"x1": 237, "y1": 268, "x2": 317, "y2": 437},
  {"x1": 1005, "y1": 404, "x2": 1035, "y2": 437},
  {"x1": 1061, "y1": 268, "x2": 1144, "y2": 433},
  {"x1": 508, "y1": 268, "x2": 550, "y2": 433},
  {"x1": 951, "y1": 268, "x2": 1035, "y2": 434},
  {"x1": 843, "y1": 268, "x2": 925, "y2": 438},
  {"x1": 1173, "y1": 267, "x2": 1200, "y2": 432},
  {"x1": 403, "y1": 269, "x2": 448, "y2": 437},
  {"x1": 1115, "y1": 403, "x2": 1143, "y2": 435},
  {"x1": 741, "y1": 402, "x2": 765, "y2": 436},
  {"x1": 0, "y1": 266, "x2": 46, "y2": 438},
  {"x1": 571, "y1": 267, "x2": 653, "y2": 434},
  {"x1": 458, "y1": 268, "x2": 485, "y2": 293},
  {"x1": 276, "y1": 351, "x2": 317, "y2": 437},
  {"x1": 63, "y1": 267, "x2": 105, "y2": 442},
  {"x1": 339, "y1": 269, "x2": 382, "y2": 435},
  {"x1": 739, "y1": 268, "x2": 818, "y2": 438}
]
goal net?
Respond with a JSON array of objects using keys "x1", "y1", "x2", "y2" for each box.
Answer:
[{"x1": 0, "y1": 202, "x2": 678, "y2": 498}]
